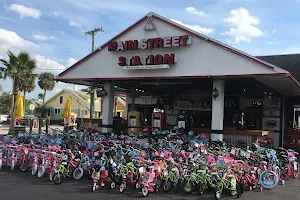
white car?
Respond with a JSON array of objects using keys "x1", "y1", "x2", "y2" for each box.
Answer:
[{"x1": 0, "y1": 115, "x2": 8, "y2": 124}]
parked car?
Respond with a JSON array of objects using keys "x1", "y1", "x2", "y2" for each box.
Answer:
[{"x1": 0, "y1": 115, "x2": 8, "y2": 124}]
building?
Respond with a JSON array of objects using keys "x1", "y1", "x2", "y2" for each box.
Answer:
[
  {"x1": 55, "y1": 12, "x2": 300, "y2": 148},
  {"x1": 43, "y1": 89, "x2": 126, "y2": 123}
]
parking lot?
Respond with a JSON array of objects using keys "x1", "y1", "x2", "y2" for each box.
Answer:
[{"x1": 1, "y1": 168, "x2": 300, "y2": 200}]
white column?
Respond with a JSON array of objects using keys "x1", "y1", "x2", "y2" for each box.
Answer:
[
  {"x1": 211, "y1": 79, "x2": 225, "y2": 141},
  {"x1": 124, "y1": 94, "x2": 129, "y2": 120},
  {"x1": 102, "y1": 82, "x2": 115, "y2": 133}
]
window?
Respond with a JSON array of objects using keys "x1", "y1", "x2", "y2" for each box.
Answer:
[
  {"x1": 59, "y1": 96, "x2": 63, "y2": 104},
  {"x1": 84, "y1": 110, "x2": 88, "y2": 115},
  {"x1": 54, "y1": 108, "x2": 61, "y2": 114}
]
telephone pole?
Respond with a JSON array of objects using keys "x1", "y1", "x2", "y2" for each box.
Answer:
[
  {"x1": 85, "y1": 27, "x2": 104, "y2": 51},
  {"x1": 85, "y1": 27, "x2": 104, "y2": 119}
]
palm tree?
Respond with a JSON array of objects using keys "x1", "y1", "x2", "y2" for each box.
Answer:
[
  {"x1": 19, "y1": 74, "x2": 37, "y2": 113},
  {"x1": 38, "y1": 72, "x2": 55, "y2": 103},
  {"x1": 81, "y1": 87, "x2": 103, "y2": 119},
  {"x1": 0, "y1": 65, "x2": 5, "y2": 79},
  {"x1": 0, "y1": 51, "x2": 37, "y2": 134},
  {"x1": 38, "y1": 93, "x2": 44, "y2": 101},
  {"x1": 0, "y1": 61, "x2": 6, "y2": 93}
]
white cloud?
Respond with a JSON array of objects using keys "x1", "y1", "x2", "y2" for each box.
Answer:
[
  {"x1": 271, "y1": 29, "x2": 276, "y2": 34},
  {"x1": 8, "y1": 4, "x2": 41, "y2": 19},
  {"x1": 222, "y1": 8, "x2": 263, "y2": 44},
  {"x1": 266, "y1": 41, "x2": 274, "y2": 44},
  {"x1": 67, "y1": 58, "x2": 78, "y2": 67},
  {"x1": 185, "y1": 7, "x2": 205, "y2": 16},
  {"x1": 0, "y1": 29, "x2": 39, "y2": 54},
  {"x1": 53, "y1": 12, "x2": 59, "y2": 16},
  {"x1": 170, "y1": 19, "x2": 214, "y2": 35},
  {"x1": 0, "y1": 16, "x2": 12, "y2": 21},
  {"x1": 34, "y1": 54, "x2": 65, "y2": 73},
  {"x1": 33, "y1": 34, "x2": 57, "y2": 41},
  {"x1": 69, "y1": 20, "x2": 81, "y2": 27}
]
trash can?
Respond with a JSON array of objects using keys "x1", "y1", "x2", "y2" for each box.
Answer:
[
  {"x1": 41, "y1": 119, "x2": 46, "y2": 127},
  {"x1": 25, "y1": 118, "x2": 30, "y2": 126}
]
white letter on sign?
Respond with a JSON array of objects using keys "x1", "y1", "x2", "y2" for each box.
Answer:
[
  {"x1": 125, "y1": 56, "x2": 132, "y2": 66},
  {"x1": 172, "y1": 36, "x2": 180, "y2": 47},
  {"x1": 140, "y1": 39, "x2": 148, "y2": 49},
  {"x1": 140, "y1": 55, "x2": 148, "y2": 65},
  {"x1": 116, "y1": 41, "x2": 124, "y2": 51},
  {"x1": 164, "y1": 37, "x2": 171, "y2": 48}
]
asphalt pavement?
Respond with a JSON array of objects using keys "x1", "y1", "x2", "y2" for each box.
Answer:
[{"x1": 1, "y1": 168, "x2": 300, "y2": 200}]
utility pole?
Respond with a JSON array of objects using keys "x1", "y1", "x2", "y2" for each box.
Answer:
[
  {"x1": 85, "y1": 27, "x2": 104, "y2": 51},
  {"x1": 85, "y1": 27, "x2": 104, "y2": 119}
]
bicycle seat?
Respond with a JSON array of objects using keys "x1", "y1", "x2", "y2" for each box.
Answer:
[
  {"x1": 261, "y1": 161, "x2": 267, "y2": 165},
  {"x1": 258, "y1": 140, "x2": 267, "y2": 144},
  {"x1": 227, "y1": 174, "x2": 235, "y2": 178},
  {"x1": 265, "y1": 138, "x2": 274, "y2": 142},
  {"x1": 61, "y1": 161, "x2": 68, "y2": 165}
]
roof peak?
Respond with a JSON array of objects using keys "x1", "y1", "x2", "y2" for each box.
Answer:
[{"x1": 146, "y1": 12, "x2": 155, "y2": 17}]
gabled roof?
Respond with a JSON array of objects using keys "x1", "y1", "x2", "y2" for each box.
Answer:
[
  {"x1": 257, "y1": 54, "x2": 300, "y2": 82},
  {"x1": 57, "y1": 12, "x2": 284, "y2": 79},
  {"x1": 116, "y1": 97, "x2": 126, "y2": 106},
  {"x1": 43, "y1": 89, "x2": 126, "y2": 110},
  {"x1": 43, "y1": 89, "x2": 90, "y2": 109}
]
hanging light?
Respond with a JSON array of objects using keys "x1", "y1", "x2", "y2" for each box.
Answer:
[
  {"x1": 212, "y1": 87, "x2": 219, "y2": 99},
  {"x1": 96, "y1": 89, "x2": 108, "y2": 98}
]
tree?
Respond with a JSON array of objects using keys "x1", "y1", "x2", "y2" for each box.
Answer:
[
  {"x1": 38, "y1": 72, "x2": 55, "y2": 103},
  {"x1": 81, "y1": 87, "x2": 102, "y2": 118},
  {"x1": 19, "y1": 74, "x2": 37, "y2": 113},
  {"x1": 0, "y1": 51, "x2": 37, "y2": 134},
  {"x1": 0, "y1": 92, "x2": 12, "y2": 114},
  {"x1": 38, "y1": 93, "x2": 44, "y2": 101}
]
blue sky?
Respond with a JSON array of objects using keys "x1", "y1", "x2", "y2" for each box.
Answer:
[{"x1": 1, "y1": 0, "x2": 300, "y2": 100}]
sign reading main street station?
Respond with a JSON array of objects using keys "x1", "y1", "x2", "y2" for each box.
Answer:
[{"x1": 107, "y1": 35, "x2": 191, "y2": 69}]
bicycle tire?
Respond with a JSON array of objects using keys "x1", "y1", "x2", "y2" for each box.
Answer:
[{"x1": 259, "y1": 170, "x2": 278, "y2": 189}]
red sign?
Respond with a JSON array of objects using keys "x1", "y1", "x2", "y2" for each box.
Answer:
[
  {"x1": 118, "y1": 54, "x2": 175, "y2": 66},
  {"x1": 108, "y1": 35, "x2": 190, "y2": 67}
]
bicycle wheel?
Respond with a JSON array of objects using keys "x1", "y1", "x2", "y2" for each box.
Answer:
[
  {"x1": 198, "y1": 182, "x2": 206, "y2": 195},
  {"x1": 163, "y1": 179, "x2": 173, "y2": 192},
  {"x1": 236, "y1": 182, "x2": 243, "y2": 198},
  {"x1": 73, "y1": 167, "x2": 84, "y2": 180},
  {"x1": 214, "y1": 183, "x2": 223, "y2": 200},
  {"x1": 182, "y1": 180, "x2": 193, "y2": 194},
  {"x1": 259, "y1": 170, "x2": 278, "y2": 189}
]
